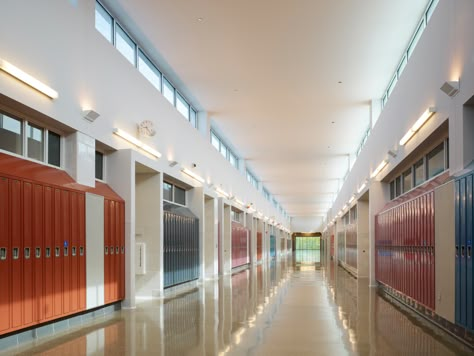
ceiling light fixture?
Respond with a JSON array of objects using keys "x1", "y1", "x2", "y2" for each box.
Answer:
[
  {"x1": 215, "y1": 187, "x2": 230, "y2": 199},
  {"x1": 82, "y1": 109, "x2": 100, "y2": 122},
  {"x1": 440, "y1": 81, "x2": 459, "y2": 97},
  {"x1": 399, "y1": 107, "x2": 437, "y2": 146},
  {"x1": 357, "y1": 181, "x2": 367, "y2": 194},
  {"x1": 113, "y1": 128, "x2": 162, "y2": 158},
  {"x1": 234, "y1": 197, "x2": 245, "y2": 206},
  {"x1": 348, "y1": 196, "x2": 355, "y2": 204},
  {"x1": 181, "y1": 168, "x2": 205, "y2": 183},
  {"x1": 370, "y1": 160, "x2": 388, "y2": 179},
  {"x1": 0, "y1": 58, "x2": 58, "y2": 99}
]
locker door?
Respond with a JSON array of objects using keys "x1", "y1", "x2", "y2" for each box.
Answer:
[
  {"x1": 23, "y1": 181, "x2": 35, "y2": 326},
  {"x1": 163, "y1": 212, "x2": 169, "y2": 288},
  {"x1": 104, "y1": 200, "x2": 110, "y2": 303},
  {"x1": 11, "y1": 179, "x2": 22, "y2": 329},
  {"x1": 70, "y1": 192, "x2": 79, "y2": 312},
  {"x1": 109, "y1": 200, "x2": 116, "y2": 302},
  {"x1": 53, "y1": 189, "x2": 63, "y2": 317},
  {"x1": 43, "y1": 186, "x2": 54, "y2": 320},
  {"x1": 0, "y1": 177, "x2": 11, "y2": 334},
  {"x1": 467, "y1": 176, "x2": 473, "y2": 327},
  {"x1": 33, "y1": 184, "x2": 44, "y2": 322},
  {"x1": 61, "y1": 190, "x2": 71, "y2": 315},
  {"x1": 460, "y1": 177, "x2": 467, "y2": 326},
  {"x1": 455, "y1": 179, "x2": 461, "y2": 324},
  {"x1": 78, "y1": 193, "x2": 86, "y2": 309},
  {"x1": 119, "y1": 202, "x2": 125, "y2": 300},
  {"x1": 114, "y1": 201, "x2": 120, "y2": 301}
]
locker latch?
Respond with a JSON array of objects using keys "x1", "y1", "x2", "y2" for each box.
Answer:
[
  {"x1": 456, "y1": 245, "x2": 459, "y2": 257},
  {"x1": 24, "y1": 247, "x2": 30, "y2": 259},
  {"x1": 13, "y1": 247, "x2": 19, "y2": 260},
  {"x1": 110, "y1": 246, "x2": 114, "y2": 255},
  {"x1": 105, "y1": 246, "x2": 108, "y2": 255},
  {"x1": 55, "y1": 247, "x2": 60, "y2": 257},
  {"x1": 80, "y1": 246, "x2": 84, "y2": 256},
  {"x1": 0, "y1": 247, "x2": 6, "y2": 260},
  {"x1": 468, "y1": 245, "x2": 472, "y2": 259},
  {"x1": 35, "y1": 247, "x2": 41, "y2": 258},
  {"x1": 64, "y1": 247, "x2": 68, "y2": 256},
  {"x1": 72, "y1": 247, "x2": 77, "y2": 256},
  {"x1": 46, "y1": 247, "x2": 51, "y2": 258},
  {"x1": 461, "y1": 245, "x2": 465, "y2": 258}
]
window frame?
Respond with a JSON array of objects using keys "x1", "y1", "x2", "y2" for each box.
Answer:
[
  {"x1": 95, "y1": 151, "x2": 105, "y2": 181},
  {"x1": 163, "y1": 180, "x2": 187, "y2": 206}
]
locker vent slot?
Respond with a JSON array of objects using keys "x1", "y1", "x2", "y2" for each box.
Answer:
[
  {"x1": 55, "y1": 247, "x2": 60, "y2": 257},
  {"x1": 80, "y1": 246, "x2": 84, "y2": 256},
  {"x1": 0, "y1": 247, "x2": 6, "y2": 260},
  {"x1": 72, "y1": 247, "x2": 76, "y2": 256},
  {"x1": 35, "y1": 247, "x2": 41, "y2": 258},
  {"x1": 46, "y1": 247, "x2": 51, "y2": 258},
  {"x1": 24, "y1": 247, "x2": 30, "y2": 259},
  {"x1": 13, "y1": 247, "x2": 19, "y2": 259}
]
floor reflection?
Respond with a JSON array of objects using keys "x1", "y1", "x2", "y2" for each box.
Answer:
[{"x1": 3, "y1": 253, "x2": 472, "y2": 356}]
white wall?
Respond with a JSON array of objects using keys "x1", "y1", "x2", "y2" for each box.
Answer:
[
  {"x1": 0, "y1": 0, "x2": 289, "y2": 231},
  {"x1": 291, "y1": 216, "x2": 324, "y2": 232}
]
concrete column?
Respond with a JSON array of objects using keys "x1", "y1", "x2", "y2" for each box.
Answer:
[
  {"x1": 188, "y1": 187, "x2": 205, "y2": 281},
  {"x1": 204, "y1": 196, "x2": 218, "y2": 279},
  {"x1": 368, "y1": 181, "x2": 389, "y2": 287},
  {"x1": 64, "y1": 131, "x2": 95, "y2": 187}
]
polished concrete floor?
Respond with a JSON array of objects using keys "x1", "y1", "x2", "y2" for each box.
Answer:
[{"x1": 2, "y1": 250, "x2": 472, "y2": 355}]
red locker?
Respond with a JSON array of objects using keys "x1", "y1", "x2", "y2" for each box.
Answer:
[
  {"x1": 33, "y1": 184, "x2": 44, "y2": 322},
  {"x1": 22, "y1": 181, "x2": 35, "y2": 326},
  {"x1": 61, "y1": 190, "x2": 71, "y2": 315},
  {"x1": 78, "y1": 193, "x2": 86, "y2": 310},
  {"x1": 119, "y1": 201, "x2": 125, "y2": 300},
  {"x1": 114, "y1": 201, "x2": 120, "y2": 301},
  {"x1": 0, "y1": 177, "x2": 10, "y2": 333},
  {"x1": 11, "y1": 179, "x2": 22, "y2": 329},
  {"x1": 53, "y1": 188, "x2": 63, "y2": 317},
  {"x1": 43, "y1": 186, "x2": 54, "y2": 320},
  {"x1": 110, "y1": 200, "x2": 117, "y2": 302},
  {"x1": 70, "y1": 192, "x2": 79, "y2": 313}
]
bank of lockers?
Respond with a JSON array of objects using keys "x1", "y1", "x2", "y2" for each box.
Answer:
[
  {"x1": 375, "y1": 191, "x2": 435, "y2": 310},
  {"x1": 270, "y1": 234, "x2": 276, "y2": 258},
  {"x1": 346, "y1": 221, "x2": 357, "y2": 269},
  {"x1": 455, "y1": 172, "x2": 474, "y2": 330},
  {"x1": 232, "y1": 222, "x2": 249, "y2": 268},
  {"x1": 163, "y1": 202, "x2": 200, "y2": 288},
  {"x1": 257, "y1": 232, "x2": 263, "y2": 261},
  {"x1": 0, "y1": 153, "x2": 125, "y2": 336}
]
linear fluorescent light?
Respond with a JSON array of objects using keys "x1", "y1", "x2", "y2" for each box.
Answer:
[
  {"x1": 181, "y1": 168, "x2": 205, "y2": 183},
  {"x1": 370, "y1": 160, "x2": 388, "y2": 178},
  {"x1": 399, "y1": 107, "x2": 436, "y2": 146},
  {"x1": 357, "y1": 181, "x2": 367, "y2": 194},
  {"x1": 113, "y1": 128, "x2": 162, "y2": 158},
  {"x1": 348, "y1": 196, "x2": 355, "y2": 204},
  {"x1": 215, "y1": 187, "x2": 230, "y2": 199},
  {"x1": 234, "y1": 197, "x2": 245, "y2": 206},
  {"x1": 0, "y1": 58, "x2": 58, "y2": 99}
]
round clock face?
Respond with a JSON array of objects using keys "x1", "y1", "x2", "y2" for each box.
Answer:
[{"x1": 138, "y1": 120, "x2": 156, "y2": 137}]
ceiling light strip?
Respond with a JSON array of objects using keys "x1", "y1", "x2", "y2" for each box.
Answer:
[
  {"x1": 399, "y1": 107, "x2": 436, "y2": 146},
  {"x1": 0, "y1": 58, "x2": 58, "y2": 99},
  {"x1": 181, "y1": 168, "x2": 205, "y2": 183},
  {"x1": 113, "y1": 128, "x2": 162, "y2": 158},
  {"x1": 215, "y1": 187, "x2": 230, "y2": 199},
  {"x1": 370, "y1": 160, "x2": 388, "y2": 179}
]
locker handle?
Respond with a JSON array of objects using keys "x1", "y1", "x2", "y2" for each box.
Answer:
[
  {"x1": 0, "y1": 247, "x2": 6, "y2": 260},
  {"x1": 110, "y1": 246, "x2": 114, "y2": 255},
  {"x1": 72, "y1": 246, "x2": 77, "y2": 256},
  {"x1": 25, "y1": 247, "x2": 31, "y2": 259},
  {"x1": 13, "y1": 247, "x2": 19, "y2": 260},
  {"x1": 121, "y1": 246, "x2": 125, "y2": 254},
  {"x1": 80, "y1": 246, "x2": 84, "y2": 256},
  {"x1": 456, "y1": 245, "x2": 459, "y2": 257},
  {"x1": 461, "y1": 245, "x2": 465, "y2": 258},
  {"x1": 116, "y1": 246, "x2": 119, "y2": 254},
  {"x1": 35, "y1": 247, "x2": 41, "y2": 258},
  {"x1": 105, "y1": 246, "x2": 108, "y2": 255},
  {"x1": 46, "y1": 247, "x2": 51, "y2": 258},
  {"x1": 468, "y1": 246, "x2": 472, "y2": 259},
  {"x1": 55, "y1": 247, "x2": 60, "y2": 257},
  {"x1": 64, "y1": 247, "x2": 68, "y2": 256}
]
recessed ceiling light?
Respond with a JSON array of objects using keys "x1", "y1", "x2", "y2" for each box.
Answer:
[{"x1": 197, "y1": 17, "x2": 203, "y2": 22}]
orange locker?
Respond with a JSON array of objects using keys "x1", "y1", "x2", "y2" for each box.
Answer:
[
  {"x1": 78, "y1": 193, "x2": 86, "y2": 310},
  {"x1": 110, "y1": 200, "x2": 117, "y2": 301},
  {"x1": 119, "y1": 202, "x2": 125, "y2": 300},
  {"x1": 104, "y1": 199, "x2": 110, "y2": 303},
  {"x1": 33, "y1": 184, "x2": 44, "y2": 322},
  {"x1": 70, "y1": 191, "x2": 79, "y2": 313},
  {"x1": 43, "y1": 186, "x2": 54, "y2": 321},
  {"x1": 61, "y1": 190, "x2": 71, "y2": 315},
  {"x1": 0, "y1": 177, "x2": 10, "y2": 333},
  {"x1": 53, "y1": 188, "x2": 63, "y2": 317},
  {"x1": 114, "y1": 201, "x2": 120, "y2": 301},
  {"x1": 22, "y1": 181, "x2": 35, "y2": 326}
]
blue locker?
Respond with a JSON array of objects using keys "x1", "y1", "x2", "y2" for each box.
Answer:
[
  {"x1": 460, "y1": 176, "x2": 467, "y2": 327},
  {"x1": 270, "y1": 235, "x2": 276, "y2": 258}
]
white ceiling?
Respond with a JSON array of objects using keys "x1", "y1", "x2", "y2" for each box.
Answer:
[{"x1": 109, "y1": 0, "x2": 429, "y2": 218}]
